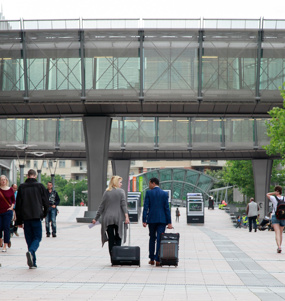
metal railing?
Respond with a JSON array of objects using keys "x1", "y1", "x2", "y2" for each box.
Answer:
[{"x1": 1, "y1": 18, "x2": 285, "y2": 31}]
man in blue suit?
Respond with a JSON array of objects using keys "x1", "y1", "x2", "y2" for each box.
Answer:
[{"x1": 143, "y1": 177, "x2": 172, "y2": 266}]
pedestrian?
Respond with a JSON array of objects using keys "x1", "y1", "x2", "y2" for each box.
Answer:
[
  {"x1": 246, "y1": 197, "x2": 259, "y2": 232},
  {"x1": 11, "y1": 184, "x2": 19, "y2": 236},
  {"x1": 266, "y1": 185, "x2": 285, "y2": 253},
  {"x1": 0, "y1": 175, "x2": 15, "y2": 252},
  {"x1": 235, "y1": 215, "x2": 241, "y2": 228},
  {"x1": 15, "y1": 169, "x2": 49, "y2": 269},
  {"x1": 92, "y1": 176, "x2": 129, "y2": 262},
  {"x1": 143, "y1": 177, "x2": 172, "y2": 267},
  {"x1": 242, "y1": 213, "x2": 248, "y2": 228},
  {"x1": 176, "y1": 207, "x2": 180, "y2": 222},
  {"x1": 45, "y1": 181, "x2": 60, "y2": 238}
]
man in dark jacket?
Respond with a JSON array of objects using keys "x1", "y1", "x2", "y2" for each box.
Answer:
[
  {"x1": 15, "y1": 169, "x2": 49, "y2": 269},
  {"x1": 45, "y1": 181, "x2": 60, "y2": 237},
  {"x1": 143, "y1": 177, "x2": 172, "y2": 266}
]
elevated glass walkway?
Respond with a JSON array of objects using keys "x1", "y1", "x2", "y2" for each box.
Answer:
[
  {"x1": 0, "y1": 116, "x2": 272, "y2": 159},
  {"x1": 0, "y1": 18, "x2": 284, "y2": 116}
]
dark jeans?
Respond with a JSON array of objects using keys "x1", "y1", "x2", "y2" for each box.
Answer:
[
  {"x1": 107, "y1": 224, "x2": 121, "y2": 256},
  {"x1": 148, "y1": 223, "x2": 166, "y2": 262},
  {"x1": 248, "y1": 216, "x2": 257, "y2": 232},
  {"x1": 0, "y1": 210, "x2": 13, "y2": 243},
  {"x1": 45, "y1": 207, "x2": 57, "y2": 235},
  {"x1": 23, "y1": 219, "x2": 42, "y2": 266}
]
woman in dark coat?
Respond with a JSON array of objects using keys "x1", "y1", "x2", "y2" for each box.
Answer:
[{"x1": 92, "y1": 176, "x2": 129, "y2": 258}]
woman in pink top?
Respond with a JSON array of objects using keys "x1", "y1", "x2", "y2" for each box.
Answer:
[{"x1": 0, "y1": 175, "x2": 15, "y2": 252}]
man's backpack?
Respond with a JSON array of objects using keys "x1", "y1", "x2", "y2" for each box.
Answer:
[{"x1": 274, "y1": 196, "x2": 285, "y2": 220}]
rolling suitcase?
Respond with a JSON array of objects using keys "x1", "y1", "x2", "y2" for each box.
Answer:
[
  {"x1": 111, "y1": 223, "x2": 140, "y2": 267},
  {"x1": 159, "y1": 232, "x2": 180, "y2": 267}
]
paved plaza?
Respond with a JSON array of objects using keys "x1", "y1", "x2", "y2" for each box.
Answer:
[{"x1": 1, "y1": 206, "x2": 285, "y2": 301}]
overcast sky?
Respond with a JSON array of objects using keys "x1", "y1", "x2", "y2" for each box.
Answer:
[{"x1": 1, "y1": 0, "x2": 285, "y2": 20}]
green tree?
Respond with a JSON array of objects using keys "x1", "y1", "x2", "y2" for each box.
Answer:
[
  {"x1": 264, "y1": 83, "x2": 285, "y2": 160},
  {"x1": 62, "y1": 179, "x2": 88, "y2": 206},
  {"x1": 221, "y1": 160, "x2": 255, "y2": 198}
]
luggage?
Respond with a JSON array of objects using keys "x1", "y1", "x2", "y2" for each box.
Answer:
[
  {"x1": 159, "y1": 232, "x2": 180, "y2": 267},
  {"x1": 111, "y1": 223, "x2": 140, "y2": 267}
]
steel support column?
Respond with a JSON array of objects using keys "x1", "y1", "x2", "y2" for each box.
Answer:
[
  {"x1": 139, "y1": 30, "x2": 144, "y2": 101},
  {"x1": 80, "y1": 30, "x2": 86, "y2": 101},
  {"x1": 255, "y1": 29, "x2": 263, "y2": 102},
  {"x1": 21, "y1": 31, "x2": 29, "y2": 102},
  {"x1": 197, "y1": 30, "x2": 204, "y2": 102}
]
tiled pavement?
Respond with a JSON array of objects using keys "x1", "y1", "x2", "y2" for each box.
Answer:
[{"x1": 1, "y1": 206, "x2": 285, "y2": 301}]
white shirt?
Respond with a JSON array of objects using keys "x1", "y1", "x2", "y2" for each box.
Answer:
[{"x1": 269, "y1": 195, "x2": 284, "y2": 215}]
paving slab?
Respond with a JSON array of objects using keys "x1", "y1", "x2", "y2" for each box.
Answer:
[{"x1": 1, "y1": 206, "x2": 285, "y2": 301}]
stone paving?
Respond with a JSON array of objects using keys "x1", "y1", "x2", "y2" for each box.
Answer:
[{"x1": 1, "y1": 206, "x2": 285, "y2": 301}]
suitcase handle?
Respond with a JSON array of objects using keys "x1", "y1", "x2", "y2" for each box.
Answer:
[{"x1": 122, "y1": 222, "x2": 131, "y2": 246}]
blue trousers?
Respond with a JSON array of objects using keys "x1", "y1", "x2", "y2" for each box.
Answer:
[
  {"x1": 45, "y1": 207, "x2": 57, "y2": 235},
  {"x1": 0, "y1": 210, "x2": 13, "y2": 243},
  {"x1": 24, "y1": 219, "x2": 42, "y2": 266},
  {"x1": 148, "y1": 223, "x2": 166, "y2": 262}
]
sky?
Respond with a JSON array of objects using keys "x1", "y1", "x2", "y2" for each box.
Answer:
[{"x1": 0, "y1": 0, "x2": 285, "y2": 20}]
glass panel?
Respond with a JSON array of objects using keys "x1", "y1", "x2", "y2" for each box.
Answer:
[
  {"x1": 192, "y1": 118, "x2": 221, "y2": 150},
  {"x1": 202, "y1": 30, "x2": 257, "y2": 101},
  {"x1": 25, "y1": 30, "x2": 81, "y2": 100},
  {"x1": 256, "y1": 118, "x2": 270, "y2": 147},
  {"x1": 225, "y1": 118, "x2": 254, "y2": 149},
  {"x1": 185, "y1": 170, "x2": 199, "y2": 186},
  {"x1": 144, "y1": 30, "x2": 198, "y2": 101},
  {"x1": 124, "y1": 117, "x2": 155, "y2": 150},
  {"x1": 160, "y1": 169, "x2": 172, "y2": 182},
  {"x1": 58, "y1": 118, "x2": 85, "y2": 147},
  {"x1": 26, "y1": 118, "x2": 57, "y2": 148},
  {"x1": 84, "y1": 30, "x2": 139, "y2": 100},
  {"x1": 159, "y1": 118, "x2": 189, "y2": 150},
  {"x1": 173, "y1": 169, "x2": 185, "y2": 182},
  {"x1": 0, "y1": 119, "x2": 25, "y2": 145},
  {"x1": 0, "y1": 32, "x2": 24, "y2": 98}
]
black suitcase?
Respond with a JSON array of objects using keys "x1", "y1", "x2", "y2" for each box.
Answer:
[
  {"x1": 111, "y1": 223, "x2": 140, "y2": 266},
  {"x1": 159, "y1": 232, "x2": 180, "y2": 267}
]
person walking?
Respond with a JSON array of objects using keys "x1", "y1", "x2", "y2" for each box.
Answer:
[
  {"x1": 246, "y1": 197, "x2": 259, "y2": 232},
  {"x1": 143, "y1": 177, "x2": 172, "y2": 267},
  {"x1": 45, "y1": 181, "x2": 60, "y2": 238},
  {"x1": 92, "y1": 176, "x2": 129, "y2": 262},
  {"x1": 0, "y1": 175, "x2": 15, "y2": 252},
  {"x1": 11, "y1": 184, "x2": 19, "y2": 237},
  {"x1": 266, "y1": 185, "x2": 285, "y2": 253},
  {"x1": 175, "y1": 207, "x2": 180, "y2": 222},
  {"x1": 15, "y1": 169, "x2": 49, "y2": 269}
]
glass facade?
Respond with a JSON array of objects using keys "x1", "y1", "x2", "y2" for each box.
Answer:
[
  {"x1": 0, "y1": 116, "x2": 270, "y2": 152},
  {"x1": 130, "y1": 168, "x2": 215, "y2": 202},
  {"x1": 0, "y1": 18, "x2": 284, "y2": 104}
]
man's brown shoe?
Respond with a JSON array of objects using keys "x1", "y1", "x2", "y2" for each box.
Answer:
[
  {"x1": 148, "y1": 260, "x2": 154, "y2": 265},
  {"x1": 156, "y1": 261, "x2": 161, "y2": 266}
]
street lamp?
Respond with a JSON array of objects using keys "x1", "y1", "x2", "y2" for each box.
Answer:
[{"x1": 71, "y1": 181, "x2": 77, "y2": 206}]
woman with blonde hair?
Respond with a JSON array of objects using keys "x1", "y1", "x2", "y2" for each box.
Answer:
[
  {"x1": 92, "y1": 176, "x2": 129, "y2": 261},
  {"x1": 0, "y1": 175, "x2": 15, "y2": 252}
]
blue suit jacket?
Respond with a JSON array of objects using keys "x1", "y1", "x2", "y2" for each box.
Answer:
[{"x1": 143, "y1": 187, "x2": 171, "y2": 224}]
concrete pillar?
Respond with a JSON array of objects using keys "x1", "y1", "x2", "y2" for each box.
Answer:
[
  {"x1": 83, "y1": 116, "x2": 111, "y2": 212},
  {"x1": 252, "y1": 159, "x2": 273, "y2": 218},
  {"x1": 111, "y1": 160, "x2": 130, "y2": 198}
]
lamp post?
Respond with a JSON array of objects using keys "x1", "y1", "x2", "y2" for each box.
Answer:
[{"x1": 71, "y1": 181, "x2": 77, "y2": 206}]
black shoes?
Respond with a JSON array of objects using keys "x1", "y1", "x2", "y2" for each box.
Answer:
[
  {"x1": 46, "y1": 233, "x2": 50, "y2": 237},
  {"x1": 52, "y1": 234, "x2": 56, "y2": 237},
  {"x1": 26, "y1": 251, "x2": 33, "y2": 268}
]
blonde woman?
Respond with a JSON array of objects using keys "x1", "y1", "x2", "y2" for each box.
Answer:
[
  {"x1": 0, "y1": 175, "x2": 15, "y2": 252},
  {"x1": 92, "y1": 176, "x2": 129, "y2": 260}
]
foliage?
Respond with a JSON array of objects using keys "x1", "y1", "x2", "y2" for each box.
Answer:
[
  {"x1": 264, "y1": 83, "x2": 285, "y2": 160},
  {"x1": 17, "y1": 172, "x2": 88, "y2": 206}
]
